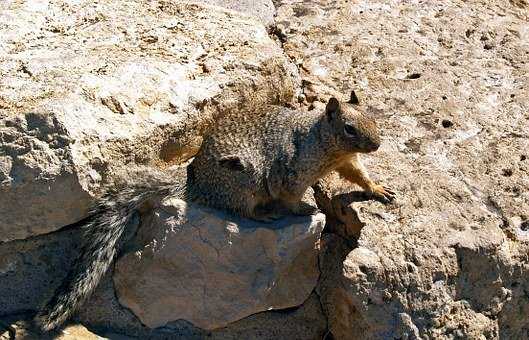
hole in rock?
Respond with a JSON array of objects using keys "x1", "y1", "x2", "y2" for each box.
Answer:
[
  {"x1": 358, "y1": 265, "x2": 368, "y2": 274},
  {"x1": 406, "y1": 73, "x2": 421, "y2": 79},
  {"x1": 502, "y1": 168, "x2": 513, "y2": 177},
  {"x1": 441, "y1": 119, "x2": 453, "y2": 128}
]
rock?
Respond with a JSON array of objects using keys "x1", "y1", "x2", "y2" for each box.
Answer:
[
  {"x1": 0, "y1": 194, "x2": 325, "y2": 339},
  {"x1": 78, "y1": 272, "x2": 327, "y2": 340},
  {"x1": 280, "y1": 0, "x2": 529, "y2": 338},
  {"x1": 0, "y1": 0, "x2": 300, "y2": 242},
  {"x1": 313, "y1": 171, "x2": 367, "y2": 240},
  {"x1": 315, "y1": 234, "x2": 355, "y2": 340},
  {"x1": 57, "y1": 325, "x2": 102, "y2": 340},
  {"x1": 0, "y1": 319, "x2": 105, "y2": 340},
  {"x1": 208, "y1": 291, "x2": 327, "y2": 340},
  {"x1": 0, "y1": 227, "x2": 81, "y2": 317},
  {"x1": 321, "y1": 202, "x2": 520, "y2": 339},
  {"x1": 113, "y1": 196, "x2": 325, "y2": 330},
  {"x1": 185, "y1": 0, "x2": 276, "y2": 26}
]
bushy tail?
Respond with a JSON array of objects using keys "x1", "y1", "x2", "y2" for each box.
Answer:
[{"x1": 35, "y1": 183, "x2": 177, "y2": 331}]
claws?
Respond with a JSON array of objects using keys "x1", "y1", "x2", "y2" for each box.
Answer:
[{"x1": 370, "y1": 184, "x2": 396, "y2": 204}]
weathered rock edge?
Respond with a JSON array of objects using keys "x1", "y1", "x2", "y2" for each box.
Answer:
[
  {"x1": 273, "y1": 0, "x2": 529, "y2": 338},
  {"x1": 0, "y1": 1, "x2": 300, "y2": 242}
]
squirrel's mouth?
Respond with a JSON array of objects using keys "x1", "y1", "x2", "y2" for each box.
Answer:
[{"x1": 365, "y1": 140, "x2": 380, "y2": 152}]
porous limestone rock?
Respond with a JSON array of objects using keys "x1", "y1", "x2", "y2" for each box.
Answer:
[
  {"x1": 113, "y1": 196, "x2": 325, "y2": 330},
  {"x1": 275, "y1": 0, "x2": 529, "y2": 338},
  {"x1": 187, "y1": 0, "x2": 276, "y2": 26},
  {"x1": 0, "y1": 0, "x2": 299, "y2": 241}
]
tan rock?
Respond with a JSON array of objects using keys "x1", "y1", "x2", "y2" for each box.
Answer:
[
  {"x1": 76, "y1": 271, "x2": 327, "y2": 339},
  {"x1": 0, "y1": 1, "x2": 299, "y2": 241},
  {"x1": 113, "y1": 196, "x2": 325, "y2": 330},
  {"x1": 313, "y1": 171, "x2": 366, "y2": 240},
  {"x1": 186, "y1": 0, "x2": 276, "y2": 26},
  {"x1": 56, "y1": 325, "x2": 101, "y2": 340},
  {"x1": 276, "y1": 0, "x2": 529, "y2": 338},
  {"x1": 0, "y1": 321, "x2": 101, "y2": 340}
]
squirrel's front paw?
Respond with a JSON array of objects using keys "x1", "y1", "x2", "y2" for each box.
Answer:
[{"x1": 369, "y1": 184, "x2": 396, "y2": 203}]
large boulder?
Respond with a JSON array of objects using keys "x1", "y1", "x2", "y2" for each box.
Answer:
[
  {"x1": 78, "y1": 274, "x2": 327, "y2": 340},
  {"x1": 113, "y1": 196, "x2": 325, "y2": 330},
  {"x1": 275, "y1": 0, "x2": 529, "y2": 338},
  {"x1": 319, "y1": 200, "x2": 529, "y2": 339},
  {"x1": 0, "y1": 1, "x2": 299, "y2": 242}
]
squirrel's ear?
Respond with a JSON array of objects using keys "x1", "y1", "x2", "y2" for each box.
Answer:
[
  {"x1": 348, "y1": 90, "x2": 360, "y2": 105},
  {"x1": 326, "y1": 97, "x2": 340, "y2": 120}
]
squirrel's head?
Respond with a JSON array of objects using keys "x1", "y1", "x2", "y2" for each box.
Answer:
[{"x1": 323, "y1": 91, "x2": 381, "y2": 153}]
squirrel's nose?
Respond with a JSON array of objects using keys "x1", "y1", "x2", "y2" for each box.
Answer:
[{"x1": 368, "y1": 136, "x2": 381, "y2": 152}]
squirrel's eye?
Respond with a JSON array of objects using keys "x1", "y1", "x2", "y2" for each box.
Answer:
[{"x1": 344, "y1": 124, "x2": 357, "y2": 137}]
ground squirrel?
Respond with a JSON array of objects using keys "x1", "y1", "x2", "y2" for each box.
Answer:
[{"x1": 36, "y1": 91, "x2": 394, "y2": 331}]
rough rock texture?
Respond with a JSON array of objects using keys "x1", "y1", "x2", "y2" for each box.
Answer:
[
  {"x1": 113, "y1": 196, "x2": 325, "y2": 330},
  {"x1": 0, "y1": 227, "x2": 81, "y2": 317},
  {"x1": 0, "y1": 195, "x2": 326, "y2": 340},
  {"x1": 313, "y1": 171, "x2": 368, "y2": 240},
  {"x1": 0, "y1": 0, "x2": 299, "y2": 241},
  {"x1": 78, "y1": 275, "x2": 327, "y2": 340},
  {"x1": 188, "y1": 0, "x2": 276, "y2": 26},
  {"x1": 0, "y1": 321, "x2": 102, "y2": 340},
  {"x1": 274, "y1": 0, "x2": 529, "y2": 338}
]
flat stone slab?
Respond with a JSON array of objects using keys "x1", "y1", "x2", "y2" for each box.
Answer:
[{"x1": 113, "y1": 197, "x2": 325, "y2": 330}]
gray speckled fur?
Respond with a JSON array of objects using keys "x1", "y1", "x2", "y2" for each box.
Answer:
[
  {"x1": 189, "y1": 101, "x2": 380, "y2": 217},
  {"x1": 36, "y1": 97, "x2": 381, "y2": 332}
]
